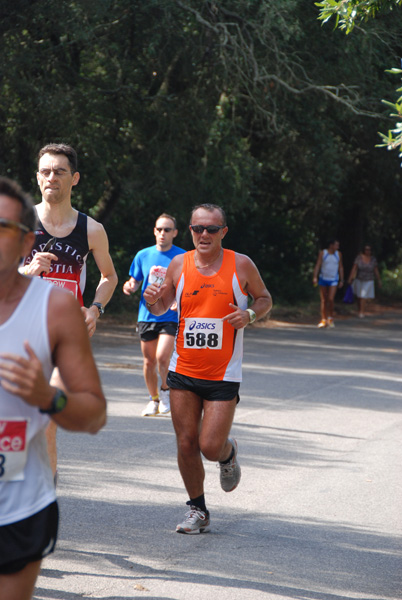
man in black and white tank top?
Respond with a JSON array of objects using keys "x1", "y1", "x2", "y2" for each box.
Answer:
[
  {"x1": 24, "y1": 143, "x2": 117, "y2": 330},
  {"x1": 23, "y1": 144, "x2": 118, "y2": 476}
]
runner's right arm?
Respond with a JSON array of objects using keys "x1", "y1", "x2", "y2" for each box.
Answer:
[
  {"x1": 143, "y1": 254, "x2": 184, "y2": 315},
  {"x1": 0, "y1": 288, "x2": 106, "y2": 434},
  {"x1": 122, "y1": 277, "x2": 141, "y2": 295},
  {"x1": 312, "y1": 250, "x2": 323, "y2": 285}
]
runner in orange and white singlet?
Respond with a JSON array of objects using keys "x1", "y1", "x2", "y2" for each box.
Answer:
[
  {"x1": 170, "y1": 248, "x2": 248, "y2": 382},
  {"x1": 144, "y1": 203, "x2": 272, "y2": 535}
]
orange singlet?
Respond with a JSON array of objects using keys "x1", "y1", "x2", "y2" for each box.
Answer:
[{"x1": 169, "y1": 249, "x2": 248, "y2": 382}]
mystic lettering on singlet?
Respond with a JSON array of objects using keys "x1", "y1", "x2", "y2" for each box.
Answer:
[{"x1": 26, "y1": 239, "x2": 85, "y2": 273}]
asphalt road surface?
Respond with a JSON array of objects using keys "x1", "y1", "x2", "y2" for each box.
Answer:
[{"x1": 34, "y1": 312, "x2": 402, "y2": 600}]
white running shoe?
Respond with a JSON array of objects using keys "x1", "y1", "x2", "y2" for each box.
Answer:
[
  {"x1": 176, "y1": 505, "x2": 210, "y2": 534},
  {"x1": 158, "y1": 388, "x2": 171, "y2": 415},
  {"x1": 141, "y1": 399, "x2": 159, "y2": 417},
  {"x1": 219, "y1": 438, "x2": 241, "y2": 492}
]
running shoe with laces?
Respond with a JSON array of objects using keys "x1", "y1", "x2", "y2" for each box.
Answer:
[
  {"x1": 176, "y1": 505, "x2": 210, "y2": 534},
  {"x1": 141, "y1": 398, "x2": 159, "y2": 417},
  {"x1": 317, "y1": 319, "x2": 327, "y2": 328},
  {"x1": 219, "y1": 438, "x2": 241, "y2": 492},
  {"x1": 158, "y1": 388, "x2": 170, "y2": 415},
  {"x1": 327, "y1": 317, "x2": 335, "y2": 328}
]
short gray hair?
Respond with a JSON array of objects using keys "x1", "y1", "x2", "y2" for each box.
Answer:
[{"x1": 190, "y1": 204, "x2": 226, "y2": 226}]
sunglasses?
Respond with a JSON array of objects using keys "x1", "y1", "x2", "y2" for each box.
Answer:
[
  {"x1": 38, "y1": 168, "x2": 72, "y2": 178},
  {"x1": 155, "y1": 227, "x2": 173, "y2": 233},
  {"x1": 0, "y1": 218, "x2": 30, "y2": 234},
  {"x1": 190, "y1": 225, "x2": 225, "y2": 234}
]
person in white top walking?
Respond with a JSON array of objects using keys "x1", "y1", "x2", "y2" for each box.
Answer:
[{"x1": 313, "y1": 239, "x2": 344, "y2": 328}]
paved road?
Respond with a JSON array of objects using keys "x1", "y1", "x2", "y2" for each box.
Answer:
[{"x1": 34, "y1": 313, "x2": 402, "y2": 600}]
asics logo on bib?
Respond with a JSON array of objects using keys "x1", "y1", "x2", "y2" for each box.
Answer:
[{"x1": 189, "y1": 320, "x2": 216, "y2": 331}]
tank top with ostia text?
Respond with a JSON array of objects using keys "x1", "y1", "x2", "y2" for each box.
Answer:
[{"x1": 24, "y1": 212, "x2": 90, "y2": 306}]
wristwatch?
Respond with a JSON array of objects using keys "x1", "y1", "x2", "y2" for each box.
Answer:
[
  {"x1": 39, "y1": 388, "x2": 68, "y2": 415},
  {"x1": 246, "y1": 308, "x2": 257, "y2": 324},
  {"x1": 90, "y1": 302, "x2": 104, "y2": 317}
]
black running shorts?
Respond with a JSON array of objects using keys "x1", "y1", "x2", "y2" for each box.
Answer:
[
  {"x1": 167, "y1": 371, "x2": 240, "y2": 403},
  {"x1": 0, "y1": 501, "x2": 59, "y2": 574},
  {"x1": 137, "y1": 321, "x2": 177, "y2": 342}
]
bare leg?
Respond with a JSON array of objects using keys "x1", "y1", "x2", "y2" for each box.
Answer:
[
  {"x1": 0, "y1": 559, "x2": 41, "y2": 600},
  {"x1": 319, "y1": 286, "x2": 329, "y2": 321},
  {"x1": 327, "y1": 286, "x2": 337, "y2": 319},
  {"x1": 171, "y1": 388, "x2": 204, "y2": 498},
  {"x1": 155, "y1": 334, "x2": 175, "y2": 389},
  {"x1": 46, "y1": 368, "x2": 65, "y2": 476},
  {"x1": 199, "y1": 398, "x2": 237, "y2": 462},
  {"x1": 141, "y1": 339, "x2": 159, "y2": 397},
  {"x1": 170, "y1": 389, "x2": 237, "y2": 498},
  {"x1": 45, "y1": 420, "x2": 57, "y2": 476}
]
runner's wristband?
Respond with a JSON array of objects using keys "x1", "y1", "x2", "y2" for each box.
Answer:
[
  {"x1": 90, "y1": 302, "x2": 104, "y2": 316},
  {"x1": 246, "y1": 308, "x2": 257, "y2": 324},
  {"x1": 146, "y1": 298, "x2": 160, "y2": 307},
  {"x1": 39, "y1": 388, "x2": 68, "y2": 415}
]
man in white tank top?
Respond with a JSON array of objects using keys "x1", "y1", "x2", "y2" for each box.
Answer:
[{"x1": 0, "y1": 178, "x2": 107, "y2": 600}]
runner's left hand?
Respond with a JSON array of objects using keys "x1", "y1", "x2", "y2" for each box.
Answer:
[
  {"x1": 0, "y1": 341, "x2": 53, "y2": 409},
  {"x1": 223, "y1": 303, "x2": 250, "y2": 329},
  {"x1": 81, "y1": 306, "x2": 98, "y2": 338}
]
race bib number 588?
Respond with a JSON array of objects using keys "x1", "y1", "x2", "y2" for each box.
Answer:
[{"x1": 183, "y1": 318, "x2": 223, "y2": 350}]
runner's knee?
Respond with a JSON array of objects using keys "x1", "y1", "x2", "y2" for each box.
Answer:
[
  {"x1": 143, "y1": 355, "x2": 157, "y2": 370},
  {"x1": 177, "y1": 433, "x2": 200, "y2": 457},
  {"x1": 199, "y1": 438, "x2": 225, "y2": 462}
]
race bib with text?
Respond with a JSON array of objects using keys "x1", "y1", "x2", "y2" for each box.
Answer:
[
  {"x1": 148, "y1": 265, "x2": 167, "y2": 287},
  {"x1": 183, "y1": 318, "x2": 223, "y2": 350},
  {"x1": 46, "y1": 277, "x2": 78, "y2": 297},
  {"x1": 0, "y1": 419, "x2": 29, "y2": 482}
]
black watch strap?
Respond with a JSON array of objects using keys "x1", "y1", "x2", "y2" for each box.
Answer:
[
  {"x1": 90, "y1": 302, "x2": 104, "y2": 316},
  {"x1": 39, "y1": 388, "x2": 68, "y2": 415}
]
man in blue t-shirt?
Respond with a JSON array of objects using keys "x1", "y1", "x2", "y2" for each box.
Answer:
[{"x1": 123, "y1": 213, "x2": 186, "y2": 416}]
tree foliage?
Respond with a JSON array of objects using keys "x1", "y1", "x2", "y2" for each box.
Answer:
[
  {"x1": 316, "y1": 0, "x2": 402, "y2": 33},
  {"x1": 1, "y1": 1, "x2": 402, "y2": 307},
  {"x1": 316, "y1": 0, "x2": 402, "y2": 156}
]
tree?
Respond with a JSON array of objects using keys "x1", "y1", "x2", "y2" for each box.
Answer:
[
  {"x1": 1, "y1": 1, "x2": 402, "y2": 306},
  {"x1": 316, "y1": 0, "x2": 402, "y2": 32},
  {"x1": 316, "y1": 0, "x2": 402, "y2": 156}
]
